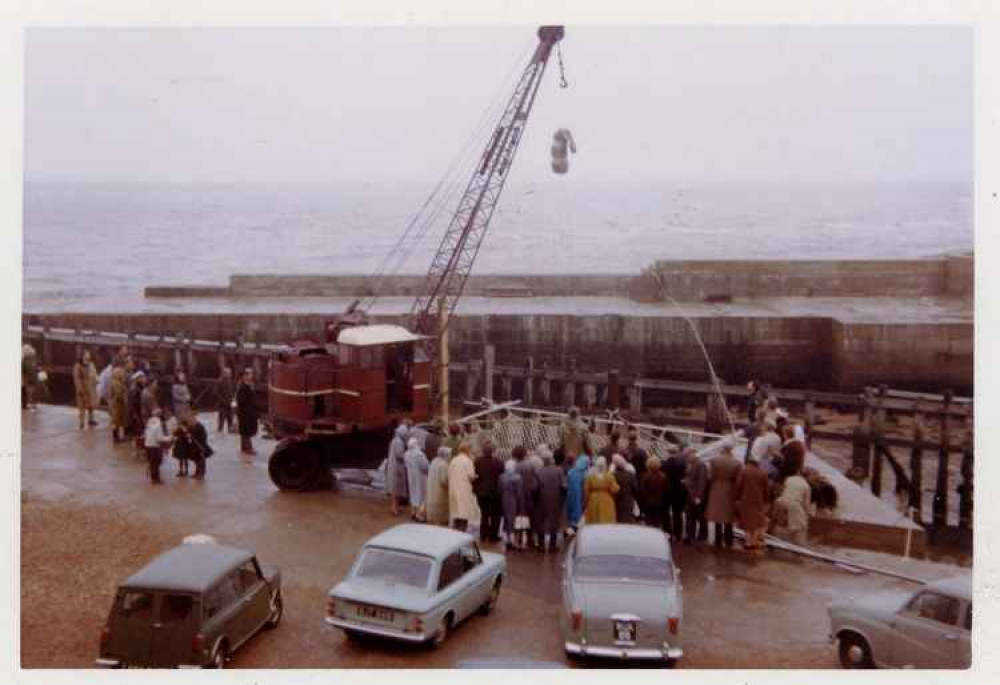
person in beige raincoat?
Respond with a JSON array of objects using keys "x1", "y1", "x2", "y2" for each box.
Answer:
[
  {"x1": 448, "y1": 443, "x2": 478, "y2": 531},
  {"x1": 72, "y1": 350, "x2": 99, "y2": 429}
]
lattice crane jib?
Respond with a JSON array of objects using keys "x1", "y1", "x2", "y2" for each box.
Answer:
[{"x1": 410, "y1": 26, "x2": 566, "y2": 342}]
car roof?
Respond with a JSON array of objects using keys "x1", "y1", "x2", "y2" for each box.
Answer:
[
  {"x1": 365, "y1": 523, "x2": 472, "y2": 559},
  {"x1": 925, "y1": 575, "x2": 972, "y2": 601},
  {"x1": 575, "y1": 524, "x2": 671, "y2": 559},
  {"x1": 122, "y1": 543, "x2": 253, "y2": 594}
]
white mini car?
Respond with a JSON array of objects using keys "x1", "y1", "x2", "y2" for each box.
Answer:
[
  {"x1": 828, "y1": 575, "x2": 971, "y2": 668},
  {"x1": 325, "y1": 524, "x2": 505, "y2": 647}
]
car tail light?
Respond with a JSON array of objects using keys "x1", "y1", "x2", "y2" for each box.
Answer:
[
  {"x1": 99, "y1": 625, "x2": 110, "y2": 653},
  {"x1": 407, "y1": 615, "x2": 423, "y2": 633},
  {"x1": 571, "y1": 609, "x2": 583, "y2": 631},
  {"x1": 668, "y1": 617, "x2": 680, "y2": 635},
  {"x1": 326, "y1": 596, "x2": 337, "y2": 618},
  {"x1": 192, "y1": 632, "x2": 205, "y2": 653}
]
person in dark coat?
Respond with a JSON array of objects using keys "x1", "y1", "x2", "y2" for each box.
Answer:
[
  {"x1": 639, "y1": 456, "x2": 667, "y2": 528},
  {"x1": 611, "y1": 453, "x2": 639, "y2": 523},
  {"x1": 215, "y1": 367, "x2": 235, "y2": 433},
  {"x1": 474, "y1": 440, "x2": 504, "y2": 543},
  {"x1": 625, "y1": 429, "x2": 649, "y2": 480},
  {"x1": 735, "y1": 458, "x2": 771, "y2": 552},
  {"x1": 236, "y1": 368, "x2": 258, "y2": 458},
  {"x1": 172, "y1": 419, "x2": 193, "y2": 477},
  {"x1": 598, "y1": 431, "x2": 622, "y2": 461},
  {"x1": 513, "y1": 446, "x2": 540, "y2": 550},
  {"x1": 186, "y1": 414, "x2": 213, "y2": 479},
  {"x1": 684, "y1": 448, "x2": 710, "y2": 543},
  {"x1": 499, "y1": 459, "x2": 526, "y2": 550},
  {"x1": 663, "y1": 448, "x2": 690, "y2": 542},
  {"x1": 536, "y1": 450, "x2": 567, "y2": 551}
]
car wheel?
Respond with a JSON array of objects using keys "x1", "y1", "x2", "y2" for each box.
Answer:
[
  {"x1": 208, "y1": 641, "x2": 228, "y2": 669},
  {"x1": 266, "y1": 591, "x2": 283, "y2": 629},
  {"x1": 343, "y1": 629, "x2": 365, "y2": 642},
  {"x1": 431, "y1": 614, "x2": 452, "y2": 648},
  {"x1": 480, "y1": 579, "x2": 502, "y2": 615},
  {"x1": 838, "y1": 633, "x2": 874, "y2": 669}
]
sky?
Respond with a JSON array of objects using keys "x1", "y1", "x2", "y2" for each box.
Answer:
[{"x1": 23, "y1": 25, "x2": 973, "y2": 186}]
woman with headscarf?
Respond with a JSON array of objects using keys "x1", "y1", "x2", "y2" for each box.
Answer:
[
  {"x1": 512, "y1": 446, "x2": 540, "y2": 549},
  {"x1": 499, "y1": 459, "x2": 526, "y2": 550},
  {"x1": 425, "y1": 446, "x2": 452, "y2": 526},
  {"x1": 385, "y1": 423, "x2": 409, "y2": 516},
  {"x1": 404, "y1": 437, "x2": 429, "y2": 521},
  {"x1": 565, "y1": 452, "x2": 590, "y2": 534},
  {"x1": 536, "y1": 449, "x2": 567, "y2": 551},
  {"x1": 584, "y1": 456, "x2": 620, "y2": 525},
  {"x1": 448, "y1": 443, "x2": 478, "y2": 531},
  {"x1": 172, "y1": 371, "x2": 192, "y2": 420},
  {"x1": 611, "y1": 453, "x2": 639, "y2": 523}
]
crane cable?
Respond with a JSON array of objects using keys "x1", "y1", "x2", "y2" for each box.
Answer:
[{"x1": 361, "y1": 36, "x2": 537, "y2": 311}]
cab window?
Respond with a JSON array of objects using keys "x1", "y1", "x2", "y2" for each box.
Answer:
[
  {"x1": 438, "y1": 552, "x2": 464, "y2": 592},
  {"x1": 904, "y1": 592, "x2": 959, "y2": 626},
  {"x1": 160, "y1": 594, "x2": 195, "y2": 625},
  {"x1": 359, "y1": 348, "x2": 373, "y2": 369},
  {"x1": 120, "y1": 591, "x2": 153, "y2": 620}
]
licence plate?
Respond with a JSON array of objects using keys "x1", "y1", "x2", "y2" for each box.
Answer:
[
  {"x1": 355, "y1": 604, "x2": 395, "y2": 623},
  {"x1": 613, "y1": 621, "x2": 636, "y2": 644}
]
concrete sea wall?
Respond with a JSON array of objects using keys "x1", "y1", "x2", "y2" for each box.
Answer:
[{"x1": 145, "y1": 256, "x2": 974, "y2": 302}]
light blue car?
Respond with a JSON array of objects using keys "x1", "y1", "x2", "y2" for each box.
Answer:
[{"x1": 325, "y1": 524, "x2": 505, "y2": 647}]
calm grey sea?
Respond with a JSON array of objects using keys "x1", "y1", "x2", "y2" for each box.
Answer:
[{"x1": 22, "y1": 180, "x2": 973, "y2": 311}]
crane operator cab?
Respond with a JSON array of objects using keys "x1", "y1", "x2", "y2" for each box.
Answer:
[{"x1": 268, "y1": 323, "x2": 432, "y2": 443}]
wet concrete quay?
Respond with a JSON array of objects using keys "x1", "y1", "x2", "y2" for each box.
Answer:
[{"x1": 20, "y1": 405, "x2": 964, "y2": 668}]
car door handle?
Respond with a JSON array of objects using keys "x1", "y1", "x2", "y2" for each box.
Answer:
[{"x1": 944, "y1": 634, "x2": 959, "y2": 641}]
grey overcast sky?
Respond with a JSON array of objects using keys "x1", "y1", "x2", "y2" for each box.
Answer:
[{"x1": 24, "y1": 25, "x2": 972, "y2": 186}]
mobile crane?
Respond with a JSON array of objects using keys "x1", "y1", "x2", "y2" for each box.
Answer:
[{"x1": 266, "y1": 25, "x2": 566, "y2": 491}]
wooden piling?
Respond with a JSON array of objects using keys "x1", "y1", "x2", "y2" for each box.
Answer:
[
  {"x1": 483, "y1": 344, "x2": 495, "y2": 402},
  {"x1": 539, "y1": 366, "x2": 551, "y2": 406},
  {"x1": 628, "y1": 384, "x2": 642, "y2": 415},
  {"x1": 932, "y1": 389, "x2": 953, "y2": 529},
  {"x1": 583, "y1": 383, "x2": 597, "y2": 410},
  {"x1": 803, "y1": 391, "x2": 816, "y2": 449},
  {"x1": 523, "y1": 357, "x2": 534, "y2": 406},
  {"x1": 501, "y1": 374, "x2": 513, "y2": 403},
  {"x1": 870, "y1": 386, "x2": 887, "y2": 497},
  {"x1": 909, "y1": 405, "x2": 925, "y2": 521},
  {"x1": 465, "y1": 361, "x2": 480, "y2": 403},
  {"x1": 608, "y1": 370, "x2": 620, "y2": 411}
]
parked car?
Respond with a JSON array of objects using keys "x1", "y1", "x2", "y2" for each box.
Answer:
[
  {"x1": 96, "y1": 539, "x2": 282, "y2": 668},
  {"x1": 325, "y1": 523, "x2": 505, "y2": 647},
  {"x1": 561, "y1": 524, "x2": 683, "y2": 666},
  {"x1": 828, "y1": 575, "x2": 972, "y2": 668}
]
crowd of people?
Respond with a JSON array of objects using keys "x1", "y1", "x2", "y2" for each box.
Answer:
[
  {"x1": 33, "y1": 344, "x2": 264, "y2": 486},
  {"x1": 386, "y1": 397, "x2": 816, "y2": 554}
]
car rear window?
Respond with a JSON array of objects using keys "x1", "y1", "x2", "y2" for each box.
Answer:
[
  {"x1": 120, "y1": 591, "x2": 154, "y2": 620},
  {"x1": 354, "y1": 548, "x2": 432, "y2": 589},
  {"x1": 575, "y1": 555, "x2": 674, "y2": 583},
  {"x1": 160, "y1": 594, "x2": 195, "y2": 624}
]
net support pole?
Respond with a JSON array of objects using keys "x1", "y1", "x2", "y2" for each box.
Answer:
[{"x1": 438, "y1": 296, "x2": 450, "y2": 426}]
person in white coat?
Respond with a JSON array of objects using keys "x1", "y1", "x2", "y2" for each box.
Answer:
[
  {"x1": 403, "y1": 437, "x2": 429, "y2": 521},
  {"x1": 385, "y1": 424, "x2": 409, "y2": 515},
  {"x1": 775, "y1": 469, "x2": 812, "y2": 547},
  {"x1": 448, "y1": 443, "x2": 478, "y2": 531}
]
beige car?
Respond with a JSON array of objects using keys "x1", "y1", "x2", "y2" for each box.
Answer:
[{"x1": 828, "y1": 576, "x2": 971, "y2": 669}]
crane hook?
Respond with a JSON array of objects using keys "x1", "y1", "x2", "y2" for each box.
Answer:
[{"x1": 557, "y1": 44, "x2": 569, "y2": 88}]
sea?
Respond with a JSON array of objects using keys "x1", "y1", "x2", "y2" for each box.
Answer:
[{"x1": 22, "y1": 179, "x2": 973, "y2": 311}]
